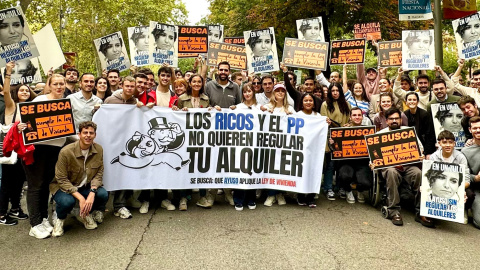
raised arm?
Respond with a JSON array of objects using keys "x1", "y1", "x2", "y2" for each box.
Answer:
[
  {"x1": 342, "y1": 64, "x2": 348, "y2": 93},
  {"x1": 3, "y1": 62, "x2": 16, "y2": 116},
  {"x1": 280, "y1": 62, "x2": 301, "y2": 102},
  {"x1": 434, "y1": 65, "x2": 454, "y2": 95}
]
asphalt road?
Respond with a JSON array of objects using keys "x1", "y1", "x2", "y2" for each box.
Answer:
[{"x1": 0, "y1": 192, "x2": 477, "y2": 270}]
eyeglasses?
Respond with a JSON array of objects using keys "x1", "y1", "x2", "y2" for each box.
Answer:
[
  {"x1": 387, "y1": 117, "x2": 400, "y2": 121},
  {"x1": 218, "y1": 69, "x2": 229, "y2": 72}
]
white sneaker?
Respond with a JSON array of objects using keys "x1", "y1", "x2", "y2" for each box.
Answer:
[
  {"x1": 357, "y1": 191, "x2": 365, "y2": 203},
  {"x1": 179, "y1": 198, "x2": 188, "y2": 211},
  {"x1": 114, "y1": 207, "x2": 132, "y2": 219},
  {"x1": 161, "y1": 199, "x2": 175, "y2": 211},
  {"x1": 52, "y1": 219, "x2": 65, "y2": 237},
  {"x1": 346, "y1": 191, "x2": 355, "y2": 204},
  {"x1": 92, "y1": 210, "x2": 104, "y2": 224},
  {"x1": 206, "y1": 193, "x2": 215, "y2": 206},
  {"x1": 276, "y1": 193, "x2": 286, "y2": 205},
  {"x1": 83, "y1": 215, "x2": 97, "y2": 230},
  {"x1": 139, "y1": 202, "x2": 149, "y2": 214},
  {"x1": 264, "y1": 196, "x2": 276, "y2": 207},
  {"x1": 29, "y1": 224, "x2": 51, "y2": 239},
  {"x1": 225, "y1": 192, "x2": 235, "y2": 206},
  {"x1": 42, "y1": 218, "x2": 53, "y2": 233},
  {"x1": 196, "y1": 197, "x2": 212, "y2": 208},
  {"x1": 217, "y1": 189, "x2": 224, "y2": 195}
]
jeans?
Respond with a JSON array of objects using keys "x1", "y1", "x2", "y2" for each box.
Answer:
[
  {"x1": 54, "y1": 186, "x2": 108, "y2": 220},
  {"x1": 0, "y1": 161, "x2": 26, "y2": 216},
  {"x1": 23, "y1": 145, "x2": 61, "y2": 226},
  {"x1": 233, "y1": 189, "x2": 256, "y2": 205},
  {"x1": 323, "y1": 153, "x2": 335, "y2": 192}
]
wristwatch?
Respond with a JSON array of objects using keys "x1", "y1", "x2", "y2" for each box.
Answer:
[{"x1": 90, "y1": 188, "x2": 98, "y2": 193}]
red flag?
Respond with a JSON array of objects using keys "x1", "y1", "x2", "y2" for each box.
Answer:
[{"x1": 443, "y1": 0, "x2": 477, "y2": 19}]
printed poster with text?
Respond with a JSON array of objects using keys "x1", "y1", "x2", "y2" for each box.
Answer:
[
  {"x1": 365, "y1": 127, "x2": 421, "y2": 170},
  {"x1": 420, "y1": 160, "x2": 465, "y2": 224},
  {"x1": 296, "y1": 17, "x2": 325, "y2": 42},
  {"x1": 208, "y1": 25, "x2": 224, "y2": 44},
  {"x1": 431, "y1": 103, "x2": 466, "y2": 148},
  {"x1": 93, "y1": 31, "x2": 131, "y2": 72},
  {"x1": 128, "y1": 26, "x2": 150, "y2": 66},
  {"x1": 0, "y1": 6, "x2": 39, "y2": 67},
  {"x1": 1, "y1": 57, "x2": 42, "y2": 85},
  {"x1": 330, "y1": 126, "x2": 376, "y2": 160},
  {"x1": 353, "y1": 22, "x2": 381, "y2": 41},
  {"x1": 149, "y1": 21, "x2": 178, "y2": 67},
  {"x1": 178, "y1": 26, "x2": 208, "y2": 58},
  {"x1": 402, "y1": 30, "x2": 435, "y2": 70},
  {"x1": 399, "y1": 0, "x2": 433, "y2": 21},
  {"x1": 19, "y1": 99, "x2": 75, "y2": 145},
  {"x1": 282, "y1": 38, "x2": 329, "y2": 71},
  {"x1": 452, "y1": 12, "x2": 480, "y2": 60},
  {"x1": 329, "y1": 39, "x2": 366, "y2": 65},
  {"x1": 378, "y1": 40, "x2": 402, "y2": 67},
  {"x1": 224, "y1": 37, "x2": 245, "y2": 46},
  {"x1": 244, "y1": 27, "x2": 279, "y2": 74},
  {"x1": 207, "y1": 42, "x2": 247, "y2": 70}
]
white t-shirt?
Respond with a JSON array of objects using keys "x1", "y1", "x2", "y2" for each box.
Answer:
[
  {"x1": 236, "y1": 103, "x2": 261, "y2": 111},
  {"x1": 264, "y1": 103, "x2": 295, "y2": 114},
  {"x1": 156, "y1": 90, "x2": 171, "y2": 107},
  {"x1": 296, "y1": 110, "x2": 319, "y2": 116},
  {"x1": 31, "y1": 95, "x2": 67, "y2": 147}
]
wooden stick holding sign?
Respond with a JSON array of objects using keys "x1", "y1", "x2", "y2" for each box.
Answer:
[
  {"x1": 19, "y1": 99, "x2": 76, "y2": 145},
  {"x1": 365, "y1": 127, "x2": 421, "y2": 170}
]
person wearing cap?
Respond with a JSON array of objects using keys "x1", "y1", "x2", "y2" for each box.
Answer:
[{"x1": 356, "y1": 64, "x2": 386, "y2": 99}]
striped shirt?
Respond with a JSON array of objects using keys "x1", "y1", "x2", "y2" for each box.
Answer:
[{"x1": 344, "y1": 90, "x2": 369, "y2": 116}]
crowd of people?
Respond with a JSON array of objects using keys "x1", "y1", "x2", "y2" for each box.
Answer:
[{"x1": 0, "y1": 52, "x2": 480, "y2": 239}]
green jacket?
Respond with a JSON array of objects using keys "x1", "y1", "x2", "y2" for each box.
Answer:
[
  {"x1": 177, "y1": 93, "x2": 210, "y2": 109},
  {"x1": 50, "y1": 141, "x2": 104, "y2": 195}
]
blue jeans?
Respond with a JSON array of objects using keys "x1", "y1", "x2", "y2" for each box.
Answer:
[
  {"x1": 54, "y1": 186, "x2": 108, "y2": 219},
  {"x1": 323, "y1": 153, "x2": 334, "y2": 192}
]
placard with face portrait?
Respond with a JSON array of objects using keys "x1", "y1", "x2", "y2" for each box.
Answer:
[
  {"x1": 243, "y1": 27, "x2": 279, "y2": 74},
  {"x1": 431, "y1": 103, "x2": 466, "y2": 148},
  {"x1": 452, "y1": 12, "x2": 480, "y2": 60},
  {"x1": 208, "y1": 25, "x2": 224, "y2": 44},
  {"x1": 0, "y1": 6, "x2": 39, "y2": 67},
  {"x1": 149, "y1": 21, "x2": 178, "y2": 67},
  {"x1": 420, "y1": 160, "x2": 465, "y2": 224},
  {"x1": 296, "y1": 17, "x2": 325, "y2": 42},
  {"x1": 128, "y1": 26, "x2": 150, "y2": 67},
  {"x1": 1, "y1": 57, "x2": 42, "y2": 85},
  {"x1": 401, "y1": 30, "x2": 435, "y2": 70},
  {"x1": 93, "y1": 31, "x2": 131, "y2": 72}
]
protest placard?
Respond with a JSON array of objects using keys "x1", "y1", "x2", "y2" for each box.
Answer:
[
  {"x1": 378, "y1": 40, "x2": 402, "y2": 67},
  {"x1": 452, "y1": 12, "x2": 480, "y2": 60},
  {"x1": 402, "y1": 30, "x2": 435, "y2": 70},
  {"x1": 0, "y1": 7, "x2": 39, "y2": 67},
  {"x1": 224, "y1": 37, "x2": 245, "y2": 45},
  {"x1": 330, "y1": 126, "x2": 376, "y2": 160},
  {"x1": 296, "y1": 17, "x2": 325, "y2": 42},
  {"x1": 207, "y1": 42, "x2": 247, "y2": 70},
  {"x1": 208, "y1": 25, "x2": 224, "y2": 43},
  {"x1": 399, "y1": 0, "x2": 433, "y2": 21},
  {"x1": 93, "y1": 106, "x2": 328, "y2": 193},
  {"x1": 32, "y1": 23, "x2": 65, "y2": 70},
  {"x1": 329, "y1": 39, "x2": 366, "y2": 65},
  {"x1": 149, "y1": 21, "x2": 178, "y2": 67},
  {"x1": 353, "y1": 22, "x2": 381, "y2": 41},
  {"x1": 282, "y1": 38, "x2": 329, "y2": 71},
  {"x1": 177, "y1": 26, "x2": 208, "y2": 58},
  {"x1": 365, "y1": 127, "x2": 421, "y2": 169},
  {"x1": 128, "y1": 26, "x2": 150, "y2": 66},
  {"x1": 1, "y1": 57, "x2": 42, "y2": 85},
  {"x1": 63, "y1": 52, "x2": 76, "y2": 69},
  {"x1": 244, "y1": 27, "x2": 279, "y2": 73},
  {"x1": 420, "y1": 160, "x2": 465, "y2": 224},
  {"x1": 19, "y1": 99, "x2": 75, "y2": 145},
  {"x1": 431, "y1": 103, "x2": 466, "y2": 148},
  {"x1": 93, "y1": 31, "x2": 131, "y2": 72}
]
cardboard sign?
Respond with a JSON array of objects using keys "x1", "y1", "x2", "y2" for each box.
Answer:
[
  {"x1": 243, "y1": 27, "x2": 280, "y2": 73},
  {"x1": 128, "y1": 26, "x2": 150, "y2": 66},
  {"x1": 224, "y1": 37, "x2": 245, "y2": 46},
  {"x1": 33, "y1": 23, "x2": 66, "y2": 70},
  {"x1": 329, "y1": 39, "x2": 366, "y2": 65},
  {"x1": 378, "y1": 40, "x2": 402, "y2": 67},
  {"x1": 149, "y1": 21, "x2": 178, "y2": 67},
  {"x1": 452, "y1": 12, "x2": 480, "y2": 60},
  {"x1": 208, "y1": 25, "x2": 224, "y2": 44},
  {"x1": 354, "y1": 22, "x2": 381, "y2": 41},
  {"x1": 402, "y1": 30, "x2": 435, "y2": 70},
  {"x1": 282, "y1": 38, "x2": 329, "y2": 71},
  {"x1": 431, "y1": 103, "x2": 466, "y2": 148},
  {"x1": 365, "y1": 127, "x2": 421, "y2": 169},
  {"x1": 93, "y1": 31, "x2": 131, "y2": 71},
  {"x1": 420, "y1": 160, "x2": 465, "y2": 224},
  {"x1": 63, "y1": 52, "x2": 77, "y2": 69},
  {"x1": 178, "y1": 26, "x2": 208, "y2": 58},
  {"x1": 207, "y1": 42, "x2": 247, "y2": 70},
  {"x1": 330, "y1": 126, "x2": 376, "y2": 160},
  {"x1": 19, "y1": 99, "x2": 76, "y2": 145},
  {"x1": 296, "y1": 17, "x2": 325, "y2": 42},
  {"x1": 1, "y1": 57, "x2": 42, "y2": 85}
]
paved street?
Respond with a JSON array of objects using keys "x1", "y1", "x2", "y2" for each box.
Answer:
[{"x1": 0, "y1": 192, "x2": 477, "y2": 270}]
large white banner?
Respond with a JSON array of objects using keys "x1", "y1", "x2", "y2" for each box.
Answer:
[
  {"x1": 420, "y1": 160, "x2": 465, "y2": 224},
  {"x1": 93, "y1": 106, "x2": 328, "y2": 193}
]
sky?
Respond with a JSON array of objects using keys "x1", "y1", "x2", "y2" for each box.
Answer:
[{"x1": 183, "y1": 0, "x2": 210, "y2": 25}]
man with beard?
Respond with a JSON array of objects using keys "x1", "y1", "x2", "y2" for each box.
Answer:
[
  {"x1": 205, "y1": 61, "x2": 241, "y2": 108},
  {"x1": 63, "y1": 67, "x2": 79, "y2": 97},
  {"x1": 355, "y1": 64, "x2": 382, "y2": 99},
  {"x1": 458, "y1": 96, "x2": 480, "y2": 141},
  {"x1": 281, "y1": 63, "x2": 322, "y2": 112},
  {"x1": 315, "y1": 70, "x2": 342, "y2": 88},
  {"x1": 452, "y1": 59, "x2": 480, "y2": 106},
  {"x1": 68, "y1": 73, "x2": 103, "y2": 132},
  {"x1": 427, "y1": 78, "x2": 460, "y2": 113},
  {"x1": 371, "y1": 107, "x2": 431, "y2": 226}
]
